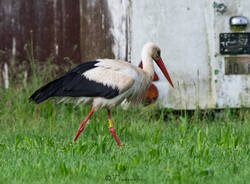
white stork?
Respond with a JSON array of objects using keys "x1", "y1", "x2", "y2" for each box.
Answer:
[{"x1": 29, "y1": 42, "x2": 174, "y2": 146}]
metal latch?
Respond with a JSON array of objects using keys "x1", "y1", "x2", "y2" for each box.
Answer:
[{"x1": 230, "y1": 16, "x2": 248, "y2": 26}]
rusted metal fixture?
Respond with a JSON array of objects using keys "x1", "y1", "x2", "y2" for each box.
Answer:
[{"x1": 213, "y1": 2, "x2": 227, "y2": 14}]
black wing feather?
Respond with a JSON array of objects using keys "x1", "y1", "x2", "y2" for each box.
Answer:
[{"x1": 29, "y1": 61, "x2": 119, "y2": 104}]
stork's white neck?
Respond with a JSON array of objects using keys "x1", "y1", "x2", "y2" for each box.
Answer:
[{"x1": 141, "y1": 48, "x2": 154, "y2": 79}]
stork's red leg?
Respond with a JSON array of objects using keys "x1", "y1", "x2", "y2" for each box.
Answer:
[
  {"x1": 73, "y1": 106, "x2": 95, "y2": 142},
  {"x1": 107, "y1": 109, "x2": 122, "y2": 147}
]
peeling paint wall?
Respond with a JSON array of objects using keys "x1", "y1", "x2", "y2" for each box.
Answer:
[
  {"x1": 79, "y1": 0, "x2": 114, "y2": 61},
  {"x1": 79, "y1": 0, "x2": 129, "y2": 61},
  {"x1": 0, "y1": 0, "x2": 81, "y2": 63},
  {"x1": 106, "y1": 0, "x2": 129, "y2": 60}
]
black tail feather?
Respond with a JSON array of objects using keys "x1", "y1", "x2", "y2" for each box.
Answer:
[{"x1": 29, "y1": 78, "x2": 64, "y2": 104}]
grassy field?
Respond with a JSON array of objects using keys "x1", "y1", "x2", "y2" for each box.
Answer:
[{"x1": 0, "y1": 67, "x2": 250, "y2": 184}]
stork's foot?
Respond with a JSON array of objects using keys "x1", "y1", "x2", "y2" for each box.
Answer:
[
  {"x1": 74, "y1": 121, "x2": 87, "y2": 142},
  {"x1": 73, "y1": 126, "x2": 84, "y2": 142},
  {"x1": 109, "y1": 127, "x2": 123, "y2": 147},
  {"x1": 107, "y1": 109, "x2": 123, "y2": 147}
]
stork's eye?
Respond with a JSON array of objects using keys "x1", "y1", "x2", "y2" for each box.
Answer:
[{"x1": 157, "y1": 50, "x2": 161, "y2": 57}]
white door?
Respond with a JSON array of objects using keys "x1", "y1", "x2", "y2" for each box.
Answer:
[{"x1": 213, "y1": 0, "x2": 250, "y2": 108}]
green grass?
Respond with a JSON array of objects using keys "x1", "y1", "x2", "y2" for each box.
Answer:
[{"x1": 0, "y1": 69, "x2": 250, "y2": 184}]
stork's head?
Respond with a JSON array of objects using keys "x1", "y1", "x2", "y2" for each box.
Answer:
[{"x1": 141, "y1": 42, "x2": 174, "y2": 88}]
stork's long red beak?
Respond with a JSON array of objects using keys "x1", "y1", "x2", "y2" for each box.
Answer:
[{"x1": 155, "y1": 57, "x2": 174, "y2": 88}]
